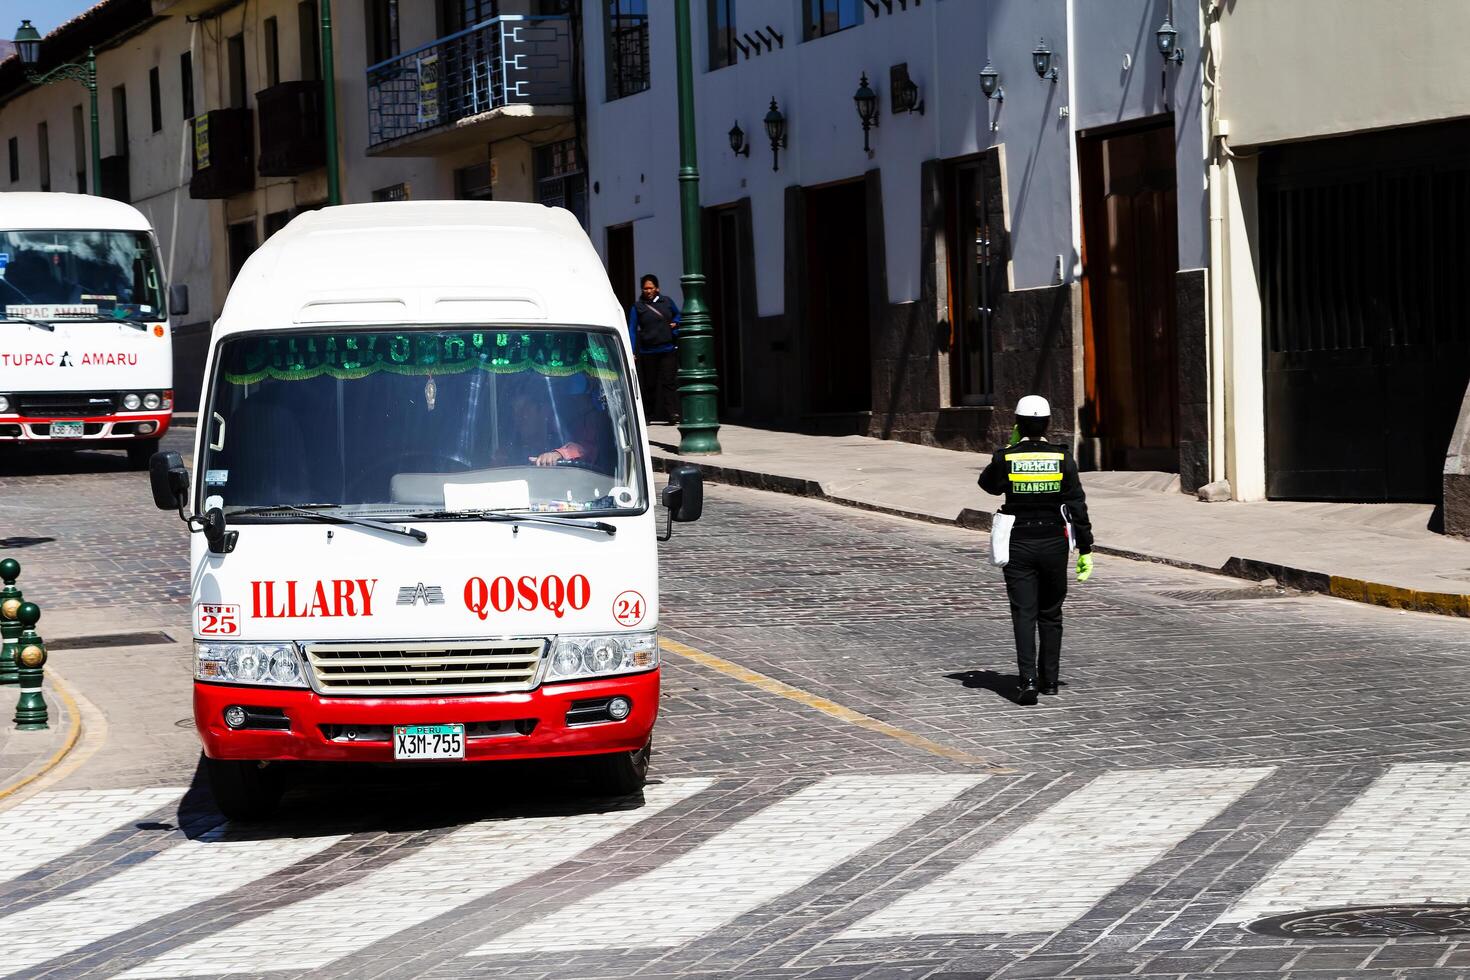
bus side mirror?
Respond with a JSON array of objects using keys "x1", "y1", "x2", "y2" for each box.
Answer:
[
  {"x1": 149, "y1": 450, "x2": 190, "y2": 511},
  {"x1": 169, "y1": 284, "x2": 190, "y2": 317},
  {"x1": 660, "y1": 465, "x2": 703, "y2": 523}
]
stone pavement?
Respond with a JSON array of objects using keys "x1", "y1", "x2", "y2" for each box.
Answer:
[
  {"x1": 649, "y1": 423, "x2": 1470, "y2": 617},
  {"x1": 6, "y1": 437, "x2": 1470, "y2": 978}
]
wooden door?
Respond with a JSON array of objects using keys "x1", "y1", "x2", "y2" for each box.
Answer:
[
  {"x1": 804, "y1": 181, "x2": 872, "y2": 413},
  {"x1": 1079, "y1": 119, "x2": 1180, "y2": 471}
]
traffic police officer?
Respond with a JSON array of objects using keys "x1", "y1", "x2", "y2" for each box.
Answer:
[{"x1": 978, "y1": 395, "x2": 1094, "y2": 705}]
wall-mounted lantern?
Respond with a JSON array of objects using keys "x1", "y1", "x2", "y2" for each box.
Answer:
[
  {"x1": 854, "y1": 72, "x2": 880, "y2": 153},
  {"x1": 1032, "y1": 37, "x2": 1058, "y2": 81},
  {"x1": 978, "y1": 60, "x2": 1003, "y2": 132},
  {"x1": 890, "y1": 63, "x2": 924, "y2": 116},
  {"x1": 764, "y1": 97, "x2": 787, "y2": 172},
  {"x1": 729, "y1": 121, "x2": 751, "y2": 158},
  {"x1": 1155, "y1": 16, "x2": 1183, "y2": 65}
]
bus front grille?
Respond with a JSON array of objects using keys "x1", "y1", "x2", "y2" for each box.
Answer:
[{"x1": 303, "y1": 640, "x2": 545, "y2": 695}]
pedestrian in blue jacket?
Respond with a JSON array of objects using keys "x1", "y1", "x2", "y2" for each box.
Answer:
[{"x1": 628, "y1": 274, "x2": 681, "y2": 423}]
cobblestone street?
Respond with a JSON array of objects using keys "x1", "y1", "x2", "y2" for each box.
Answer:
[{"x1": 2, "y1": 442, "x2": 1470, "y2": 979}]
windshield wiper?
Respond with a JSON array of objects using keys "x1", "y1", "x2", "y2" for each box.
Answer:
[
  {"x1": 0, "y1": 315, "x2": 55, "y2": 331},
  {"x1": 410, "y1": 509, "x2": 617, "y2": 537},
  {"x1": 229, "y1": 504, "x2": 428, "y2": 542}
]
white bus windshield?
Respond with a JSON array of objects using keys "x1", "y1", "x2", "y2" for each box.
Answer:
[
  {"x1": 0, "y1": 230, "x2": 164, "y2": 320},
  {"x1": 202, "y1": 328, "x2": 647, "y2": 517}
]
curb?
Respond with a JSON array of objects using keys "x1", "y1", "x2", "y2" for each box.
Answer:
[
  {"x1": 653, "y1": 454, "x2": 1470, "y2": 619},
  {"x1": 0, "y1": 668, "x2": 84, "y2": 804}
]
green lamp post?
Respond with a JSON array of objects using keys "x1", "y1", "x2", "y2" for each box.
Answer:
[
  {"x1": 319, "y1": 0, "x2": 342, "y2": 205},
  {"x1": 13, "y1": 19, "x2": 101, "y2": 197},
  {"x1": 671, "y1": 0, "x2": 721, "y2": 454}
]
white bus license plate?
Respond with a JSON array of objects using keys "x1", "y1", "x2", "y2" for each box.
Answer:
[
  {"x1": 51, "y1": 420, "x2": 84, "y2": 438},
  {"x1": 393, "y1": 724, "x2": 465, "y2": 760}
]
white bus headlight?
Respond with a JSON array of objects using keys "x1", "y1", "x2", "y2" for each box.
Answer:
[
  {"x1": 196, "y1": 641, "x2": 307, "y2": 687},
  {"x1": 122, "y1": 393, "x2": 141, "y2": 410},
  {"x1": 0, "y1": 395, "x2": 9, "y2": 413},
  {"x1": 544, "y1": 632, "x2": 657, "y2": 682},
  {"x1": 142, "y1": 393, "x2": 161, "y2": 410}
]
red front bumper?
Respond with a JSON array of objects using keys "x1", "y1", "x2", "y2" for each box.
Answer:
[
  {"x1": 194, "y1": 669, "x2": 659, "y2": 762},
  {"x1": 0, "y1": 411, "x2": 171, "y2": 443}
]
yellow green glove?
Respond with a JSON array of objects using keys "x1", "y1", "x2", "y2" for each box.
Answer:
[
  {"x1": 1076, "y1": 553, "x2": 1094, "y2": 582},
  {"x1": 1008, "y1": 424, "x2": 1021, "y2": 446}
]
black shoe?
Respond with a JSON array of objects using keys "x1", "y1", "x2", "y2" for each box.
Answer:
[
  {"x1": 1040, "y1": 681, "x2": 1059, "y2": 696},
  {"x1": 1016, "y1": 680, "x2": 1038, "y2": 706}
]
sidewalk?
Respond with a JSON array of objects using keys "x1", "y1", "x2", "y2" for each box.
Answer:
[{"x1": 648, "y1": 423, "x2": 1470, "y2": 618}]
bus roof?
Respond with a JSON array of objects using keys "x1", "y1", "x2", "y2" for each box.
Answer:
[
  {"x1": 0, "y1": 192, "x2": 154, "y2": 232},
  {"x1": 216, "y1": 201, "x2": 625, "y2": 339}
]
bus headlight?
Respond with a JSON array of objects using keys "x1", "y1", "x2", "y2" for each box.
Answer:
[
  {"x1": 544, "y1": 632, "x2": 658, "y2": 683},
  {"x1": 142, "y1": 393, "x2": 161, "y2": 410},
  {"x1": 0, "y1": 395, "x2": 9, "y2": 413},
  {"x1": 196, "y1": 641, "x2": 307, "y2": 688},
  {"x1": 122, "y1": 393, "x2": 141, "y2": 410}
]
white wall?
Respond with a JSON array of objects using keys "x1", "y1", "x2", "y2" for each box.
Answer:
[
  {"x1": 1220, "y1": 0, "x2": 1470, "y2": 148},
  {"x1": 583, "y1": 0, "x2": 1208, "y2": 315}
]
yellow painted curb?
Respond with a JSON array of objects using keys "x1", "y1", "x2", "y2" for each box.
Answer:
[
  {"x1": 0, "y1": 670, "x2": 83, "y2": 804},
  {"x1": 659, "y1": 637, "x2": 1013, "y2": 773},
  {"x1": 1329, "y1": 577, "x2": 1470, "y2": 617}
]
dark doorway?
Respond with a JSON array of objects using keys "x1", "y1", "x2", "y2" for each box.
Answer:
[
  {"x1": 945, "y1": 152, "x2": 1006, "y2": 405},
  {"x1": 605, "y1": 223, "x2": 635, "y2": 316},
  {"x1": 1260, "y1": 120, "x2": 1470, "y2": 502},
  {"x1": 227, "y1": 219, "x2": 258, "y2": 287},
  {"x1": 1079, "y1": 117, "x2": 1180, "y2": 471},
  {"x1": 803, "y1": 180, "x2": 872, "y2": 413},
  {"x1": 705, "y1": 204, "x2": 746, "y2": 414}
]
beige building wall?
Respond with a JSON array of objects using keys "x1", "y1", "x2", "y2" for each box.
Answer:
[{"x1": 1218, "y1": 0, "x2": 1470, "y2": 147}]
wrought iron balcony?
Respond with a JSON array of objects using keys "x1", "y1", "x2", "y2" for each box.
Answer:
[
  {"x1": 257, "y1": 80, "x2": 326, "y2": 177},
  {"x1": 366, "y1": 14, "x2": 574, "y2": 155}
]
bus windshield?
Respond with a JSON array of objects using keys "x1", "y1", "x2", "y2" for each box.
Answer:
[
  {"x1": 0, "y1": 230, "x2": 164, "y2": 320},
  {"x1": 201, "y1": 327, "x2": 647, "y2": 517}
]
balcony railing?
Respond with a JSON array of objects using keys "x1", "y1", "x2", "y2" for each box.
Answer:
[
  {"x1": 366, "y1": 14, "x2": 573, "y2": 149},
  {"x1": 257, "y1": 80, "x2": 326, "y2": 177}
]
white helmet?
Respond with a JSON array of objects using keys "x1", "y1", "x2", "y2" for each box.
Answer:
[{"x1": 1015, "y1": 394, "x2": 1051, "y2": 418}]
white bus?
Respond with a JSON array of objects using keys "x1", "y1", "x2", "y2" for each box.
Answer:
[
  {"x1": 1, "y1": 192, "x2": 186, "y2": 468},
  {"x1": 148, "y1": 201, "x2": 703, "y2": 819}
]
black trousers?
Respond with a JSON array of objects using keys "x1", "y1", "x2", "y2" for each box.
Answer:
[
  {"x1": 638, "y1": 350, "x2": 679, "y2": 423},
  {"x1": 1002, "y1": 532, "x2": 1070, "y2": 685}
]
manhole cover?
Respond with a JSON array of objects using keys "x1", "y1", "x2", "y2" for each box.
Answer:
[
  {"x1": 1248, "y1": 904, "x2": 1470, "y2": 939},
  {"x1": 48, "y1": 630, "x2": 175, "y2": 652},
  {"x1": 1157, "y1": 588, "x2": 1290, "y2": 602}
]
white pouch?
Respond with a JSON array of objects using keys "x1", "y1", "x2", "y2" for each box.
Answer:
[{"x1": 990, "y1": 512, "x2": 1016, "y2": 567}]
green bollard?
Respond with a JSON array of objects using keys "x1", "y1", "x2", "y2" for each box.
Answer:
[
  {"x1": 0, "y1": 559, "x2": 21, "y2": 687},
  {"x1": 13, "y1": 602, "x2": 47, "y2": 731}
]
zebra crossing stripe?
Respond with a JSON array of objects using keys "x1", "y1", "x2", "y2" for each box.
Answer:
[
  {"x1": 0, "y1": 787, "x2": 184, "y2": 887},
  {"x1": 1221, "y1": 763, "x2": 1470, "y2": 924},
  {"x1": 470, "y1": 774, "x2": 984, "y2": 956},
  {"x1": 0, "y1": 826, "x2": 346, "y2": 977},
  {"x1": 840, "y1": 767, "x2": 1273, "y2": 939},
  {"x1": 118, "y1": 778, "x2": 712, "y2": 978}
]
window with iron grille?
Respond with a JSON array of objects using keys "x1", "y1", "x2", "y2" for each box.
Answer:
[
  {"x1": 534, "y1": 138, "x2": 587, "y2": 228},
  {"x1": 803, "y1": 0, "x2": 862, "y2": 40},
  {"x1": 366, "y1": 0, "x2": 399, "y2": 65},
  {"x1": 605, "y1": 0, "x2": 650, "y2": 100},
  {"x1": 372, "y1": 182, "x2": 410, "y2": 202},
  {"x1": 709, "y1": 0, "x2": 736, "y2": 70}
]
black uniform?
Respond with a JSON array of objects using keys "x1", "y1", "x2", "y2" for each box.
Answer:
[{"x1": 978, "y1": 439, "x2": 1093, "y2": 688}]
